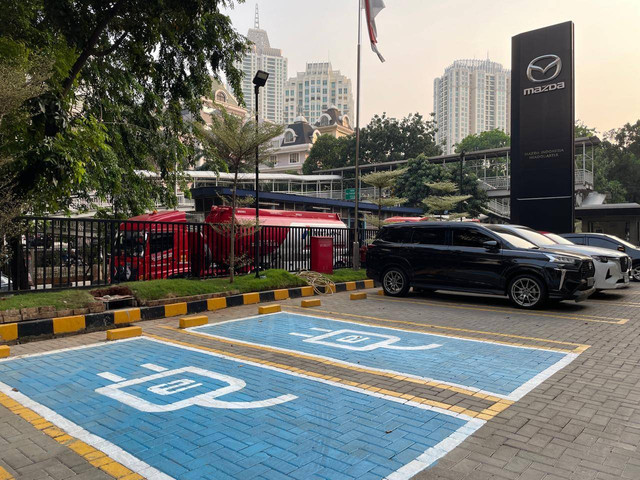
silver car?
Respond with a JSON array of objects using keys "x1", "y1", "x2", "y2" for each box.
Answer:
[{"x1": 500, "y1": 226, "x2": 631, "y2": 291}]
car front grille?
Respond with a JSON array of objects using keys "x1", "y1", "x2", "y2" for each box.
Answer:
[
  {"x1": 580, "y1": 260, "x2": 596, "y2": 278},
  {"x1": 620, "y1": 256, "x2": 630, "y2": 272}
]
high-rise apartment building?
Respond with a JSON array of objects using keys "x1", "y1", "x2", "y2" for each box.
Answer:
[
  {"x1": 237, "y1": 6, "x2": 287, "y2": 123},
  {"x1": 284, "y1": 62, "x2": 354, "y2": 125},
  {"x1": 433, "y1": 59, "x2": 511, "y2": 154}
]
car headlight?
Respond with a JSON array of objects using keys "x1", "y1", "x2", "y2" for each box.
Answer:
[
  {"x1": 592, "y1": 255, "x2": 609, "y2": 263},
  {"x1": 545, "y1": 253, "x2": 578, "y2": 265}
]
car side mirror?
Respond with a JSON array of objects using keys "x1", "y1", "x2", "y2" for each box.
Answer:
[
  {"x1": 618, "y1": 245, "x2": 625, "y2": 252},
  {"x1": 483, "y1": 240, "x2": 499, "y2": 250}
]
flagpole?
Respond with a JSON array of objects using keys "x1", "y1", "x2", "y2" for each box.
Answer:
[{"x1": 353, "y1": 0, "x2": 362, "y2": 269}]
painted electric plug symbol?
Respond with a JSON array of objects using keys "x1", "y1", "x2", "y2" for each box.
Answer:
[
  {"x1": 289, "y1": 327, "x2": 441, "y2": 351},
  {"x1": 95, "y1": 363, "x2": 296, "y2": 412}
]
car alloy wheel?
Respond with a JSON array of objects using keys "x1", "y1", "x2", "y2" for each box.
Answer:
[
  {"x1": 382, "y1": 268, "x2": 408, "y2": 296},
  {"x1": 632, "y1": 265, "x2": 640, "y2": 282},
  {"x1": 510, "y1": 277, "x2": 542, "y2": 308}
]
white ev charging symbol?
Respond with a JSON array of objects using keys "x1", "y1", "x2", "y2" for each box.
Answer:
[
  {"x1": 290, "y1": 328, "x2": 441, "y2": 351},
  {"x1": 95, "y1": 363, "x2": 297, "y2": 413}
]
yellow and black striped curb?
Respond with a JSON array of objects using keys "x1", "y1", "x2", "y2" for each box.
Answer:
[{"x1": 0, "y1": 279, "x2": 374, "y2": 346}]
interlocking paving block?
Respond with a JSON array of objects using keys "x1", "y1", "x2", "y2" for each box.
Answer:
[
  {"x1": 258, "y1": 304, "x2": 281, "y2": 314},
  {"x1": 301, "y1": 299, "x2": 321, "y2": 308},
  {"x1": 106, "y1": 327, "x2": 142, "y2": 341},
  {"x1": 350, "y1": 292, "x2": 367, "y2": 300},
  {"x1": 0, "y1": 337, "x2": 482, "y2": 480},
  {"x1": 0, "y1": 346, "x2": 9, "y2": 358},
  {"x1": 190, "y1": 312, "x2": 580, "y2": 401},
  {"x1": 179, "y1": 316, "x2": 208, "y2": 329}
]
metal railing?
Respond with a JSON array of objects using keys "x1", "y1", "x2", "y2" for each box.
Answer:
[
  {"x1": 479, "y1": 170, "x2": 593, "y2": 193},
  {"x1": 0, "y1": 217, "x2": 378, "y2": 292}
]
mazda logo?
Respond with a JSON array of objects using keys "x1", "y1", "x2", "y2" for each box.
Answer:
[{"x1": 526, "y1": 54, "x2": 562, "y2": 83}]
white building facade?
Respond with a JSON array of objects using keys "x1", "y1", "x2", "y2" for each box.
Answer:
[
  {"x1": 434, "y1": 59, "x2": 511, "y2": 154},
  {"x1": 237, "y1": 20, "x2": 287, "y2": 124},
  {"x1": 284, "y1": 62, "x2": 354, "y2": 125}
]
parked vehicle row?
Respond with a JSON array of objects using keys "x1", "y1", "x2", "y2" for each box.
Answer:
[{"x1": 366, "y1": 221, "x2": 624, "y2": 309}]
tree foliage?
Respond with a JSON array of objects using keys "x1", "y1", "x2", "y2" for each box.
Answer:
[
  {"x1": 593, "y1": 121, "x2": 640, "y2": 204},
  {"x1": 361, "y1": 169, "x2": 406, "y2": 227},
  {"x1": 422, "y1": 181, "x2": 471, "y2": 219},
  {"x1": 196, "y1": 108, "x2": 283, "y2": 282},
  {"x1": 0, "y1": 54, "x2": 52, "y2": 250},
  {"x1": 0, "y1": 0, "x2": 249, "y2": 216},
  {"x1": 395, "y1": 154, "x2": 488, "y2": 217},
  {"x1": 302, "y1": 134, "x2": 350, "y2": 174},
  {"x1": 455, "y1": 129, "x2": 510, "y2": 153},
  {"x1": 303, "y1": 112, "x2": 441, "y2": 174}
]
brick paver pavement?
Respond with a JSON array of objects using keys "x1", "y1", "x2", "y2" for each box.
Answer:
[{"x1": 1, "y1": 284, "x2": 640, "y2": 479}]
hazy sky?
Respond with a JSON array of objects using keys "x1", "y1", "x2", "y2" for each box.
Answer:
[{"x1": 223, "y1": 0, "x2": 640, "y2": 135}]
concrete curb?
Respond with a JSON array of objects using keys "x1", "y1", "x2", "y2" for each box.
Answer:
[{"x1": 0, "y1": 280, "x2": 374, "y2": 345}]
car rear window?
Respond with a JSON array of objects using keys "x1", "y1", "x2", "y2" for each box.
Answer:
[
  {"x1": 377, "y1": 227, "x2": 412, "y2": 244},
  {"x1": 588, "y1": 237, "x2": 617, "y2": 249},
  {"x1": 566, "y1": 235, "x2": 585, "y2": 245}
]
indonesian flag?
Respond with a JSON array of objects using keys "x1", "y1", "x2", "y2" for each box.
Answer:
[{"x1": 364, "y1": 0, "x2": 386, "y2": 63}]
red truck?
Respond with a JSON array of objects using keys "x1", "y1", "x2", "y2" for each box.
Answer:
[{"x1": 111, "y1": 207, "x2": 348, "y2": 281}]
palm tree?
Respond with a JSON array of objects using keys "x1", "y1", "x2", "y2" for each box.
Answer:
[{"x1": 196, "y1": 109, "x2": 284, "y2": 282}]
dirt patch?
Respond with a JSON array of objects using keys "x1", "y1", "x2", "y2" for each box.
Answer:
[{"x1": 90, "y1": 286, "x2": 134, "y2": 298}]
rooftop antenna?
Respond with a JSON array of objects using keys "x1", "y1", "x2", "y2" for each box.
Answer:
[{"x1": 254, "y1": 3, "x2": 260, "y2": 29}]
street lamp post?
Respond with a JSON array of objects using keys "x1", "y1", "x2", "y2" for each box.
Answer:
[{"x1": 252, "y1": 70, "x2": 269, "y2": 278}]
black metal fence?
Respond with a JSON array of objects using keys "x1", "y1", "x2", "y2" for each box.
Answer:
[{"x1": 0, "y1": 217, "x2": 378, "y2": 292}]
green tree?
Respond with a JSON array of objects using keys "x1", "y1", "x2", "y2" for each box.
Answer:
[
  {"x1": 422, "y1": 181, "x2": 471, "y2": 219},
  {"x1": 595, "y1": 121, "x2": 640, "y2": 203},
  {"x1": 302, "y1": 135, "x2": 350, "y2": 174},
  {"x1": 0, "y1": 0, "x2": 249, "y2": 216},
  {"x1": 455, "y1": 129, "x2": 510, "y2": 153},
  {"x1": 361, "y1": 169, "x2": 406, "y2": 227},
  {"x1": 0, "y1": 54, "x2": 53, "y2": 287},
  {"x1": 305, "y1": 112, "x2": 441, "y2": 174},
  {"x1": 359, "y1": 113, "x2": 441, "y2": 164},
  {"x1": 196, "y1": 109, "x2": 283, "y2": 282},
  {"x1": 395, "y1": 154, "x2": 488, "y2": 217}
]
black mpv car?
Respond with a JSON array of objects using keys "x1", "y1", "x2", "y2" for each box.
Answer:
[{"x1": 366, "y1": 222, "x2": 596, "y2": 309}]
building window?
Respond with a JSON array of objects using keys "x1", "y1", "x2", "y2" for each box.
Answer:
[
  {"x1": 215, "y1": 91, "x2": 227, "y2": 103},
  {"x1": 284, "y1": 131, "x2": 295, "y2": 143},
  {"x1": 269, "y1": 155, "x2": 277, "y2": 163},
  {"x1": 289, "y1": 153, "x2": 299, "y2": 164}
]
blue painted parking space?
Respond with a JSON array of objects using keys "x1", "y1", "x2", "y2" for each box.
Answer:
[
  {"x1": 190, "y1": 312, "x2": 578, "y2": 400},
  {"x1": 0, "y1": 337, "x2": 483, "y2": 480}
]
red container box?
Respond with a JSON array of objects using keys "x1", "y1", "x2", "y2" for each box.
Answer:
[{"x1": 311, "y1": 236, "x2": 333, "y2": 274}]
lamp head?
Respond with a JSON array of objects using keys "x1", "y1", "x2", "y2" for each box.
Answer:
[{"x1": 253, "y1": 70, "x2": 269, "y2": 87}]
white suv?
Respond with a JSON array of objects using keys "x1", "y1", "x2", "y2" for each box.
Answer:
[{"x1": 501, "y1": 226, "x2": 631, "y2": 291}]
